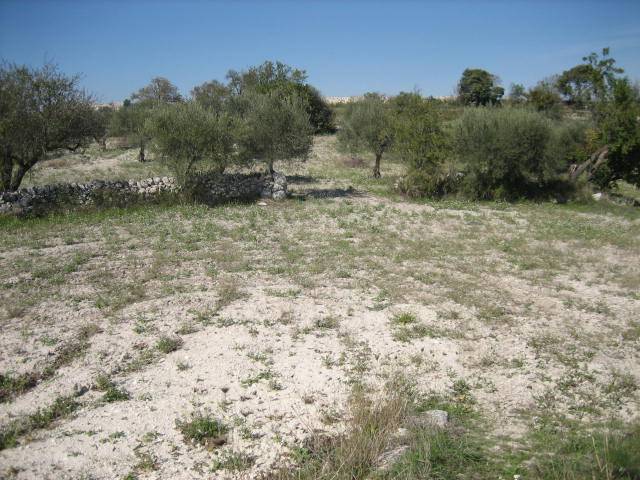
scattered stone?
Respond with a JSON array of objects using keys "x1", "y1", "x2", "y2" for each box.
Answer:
[
  {"x1": 410, "y1": 409, "x2": 449, "y2": 429},
  {"x1": 0, "y1": 171, "x2": 289, "y2": 216},
  {"x1": 375, "y1": 445, "x2": 409, "y2": 471}
]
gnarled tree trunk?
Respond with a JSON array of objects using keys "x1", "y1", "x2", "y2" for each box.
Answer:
[
  {"x1": 373, "y1": 153, "x2": 382, "y2": 178},
  {"x1": 569, "y1": 146, "x2": 609, "y2": 182}
]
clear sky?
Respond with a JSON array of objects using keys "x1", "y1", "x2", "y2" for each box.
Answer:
[{"x1": 1, "y1": 0, "x2": 639, "y2": 102}]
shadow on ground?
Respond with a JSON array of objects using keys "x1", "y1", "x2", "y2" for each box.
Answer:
[{"x1": 291, "y1": 186, "x2": 363, "y2": 199}]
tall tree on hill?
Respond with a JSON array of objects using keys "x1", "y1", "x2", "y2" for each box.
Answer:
[
  {"x1": 457, "y1": 68, "x2": 504, "y2": 106},
  {"x1": 556, "y1": 48, "x2": 624, "y2": 109}
]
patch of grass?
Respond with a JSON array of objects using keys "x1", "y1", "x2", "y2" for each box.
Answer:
[
  {"x1": 133, "y1": 450, "x2": 158, "y2": 472},
  {"x1": 525, "y1": 418, "x2": 640, "y2": 480},
  {"x1": 0, "y1": 394, "x2": 81, "y2": 450},
  {"x1": 103, "y1": 385, "x2": 130, "y2": 403},
  {"x1": 176, "y1": 412, "x2": 228, "y2": 449},
  {"x1": 211, "y1": 451, "x2": 255, "y2": 472},
  {"x1": 241, "y1": 369, "x2": 275, "y2": 387},
  {"x1": 175, "y1": 322, "x2": 199, "y2": 335},
  {"x1": 156, "y1": 335, "x2": 183, "y2": 354},
  {"x1": 216, "y1": 276, "x2": 245, "y2": 309},
  {"x1": 314, "y1": 316, "x2": 340, "y2": 330},
  {"x1": 391, "y1": 312, "x2": 417, "y2": 325},
  {"x1": 271, "y1": 377, "x2": 412, "y2": 480},
  {"x1": 0, "y1": 323, "x2": 100, "y2": 403}
]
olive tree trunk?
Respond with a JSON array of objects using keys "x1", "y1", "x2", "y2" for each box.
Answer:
[{"x1": 373, "y1": 153, "x2": 382, "y2": 178}]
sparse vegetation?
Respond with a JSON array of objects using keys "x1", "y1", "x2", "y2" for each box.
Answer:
[
  {"x1": 176, "y1": 412, "x2": 228, "y2": 448},
  {"x1": 1, "y1": 21, "x2": 639, "y2": 480}
]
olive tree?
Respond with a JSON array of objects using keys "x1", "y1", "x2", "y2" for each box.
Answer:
[
  {"x1": 109, "y1": 101, "x2": 151, "y2": 161},
  {"x1": 338, "y1": 93, "x2": 393, "y2": 178},
  {"x1": 236, "y1": 89, "x2": 313, "y2": 174},
  {"x1": 110, "y1": 77, "x2": 182, "y2": 162},
  {"x1": 0, "y1": 63, "x2": 102, "y2": 191},
  {"x1": 390, "y1": 93, "x2": 451, "y2": 196},
  {"x1": 145, "y1": 101, "x2": 236, "y2": 183},
  {"x1": 191, "y1": 80, "x2": 230, "y2": 112},
  {"x1": 226, "y1": 60, "x2": 335, "y2": 133}
]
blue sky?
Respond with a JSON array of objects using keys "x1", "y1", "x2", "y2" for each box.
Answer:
[{"x1": 1, "y1": 0, "x2": 639, "y2": 102}]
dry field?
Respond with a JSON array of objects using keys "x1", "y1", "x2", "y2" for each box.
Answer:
[{"x1": 1, "y1": 136, "x2": 639, "y2": 479}]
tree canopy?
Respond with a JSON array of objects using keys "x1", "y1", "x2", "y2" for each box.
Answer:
[
  {"x1": 457, "y1": 68, "x2": 504, "y2": 106},
  {"x1": 146, "y1": 102, "x2": 236, "y2": 182},
  {"x1": 236, "y1": 89, "x2": 313, "y2": 174},
  {"x1": 338, "y1": 93, "x2": 393, "y2": 178},
  {"x1": 131, "y1": 77, "x2": 182, "y2": 104},
  {"x1": 0, "y1": 63, "x2": 102, "y2": 191}
]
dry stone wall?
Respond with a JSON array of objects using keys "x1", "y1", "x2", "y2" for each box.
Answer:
[{"x1": 0, "y1": 172, "x2": 287, "y2": 217}]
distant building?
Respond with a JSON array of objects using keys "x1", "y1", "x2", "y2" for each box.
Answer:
[
  {"x1": 93, "y1": 101, "x2": 123, "y2": 110},
  {"x1": 325, "y1": 94, "x2": 455, "y2": 104},
  {"x1": 323, "y1": 96, "x2": 363, "y2": 104}
]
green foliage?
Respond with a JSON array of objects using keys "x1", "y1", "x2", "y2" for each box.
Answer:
[
  {"x1": 236, "y1": 89, "x2": 313, "y2": 173},
  {"x1": 176, "y1": 412, "x2": 228, "y2": 446},
  {"x1": 0, "y1": 62, "x2": 103, "y2": 191},
  {"x1": 224, "y1": 60, "x2": 335, "y2": 133},
  {"x1": 527, "y1": 419, "x2": 640, "y2": 480},
  {"x1": 103, "y1": 385, "x2": 130, "y2": 403},
  {"x1": 527, "y1": 81, "x2": 564, "y2": 118},
  {"x1": 508, "y1": 83, "x2": 527, "y2": 104},
  {"x1": 391, "y1": 92, "x2": 455, "y2": 197},
  {"x1": 557, "y1": 47, "x2": 624, "y2": 109},
  {"x1": 453, "y1": 107, "x2": 574, "y2": 200},
  {"x1": 338, "y1": 93, "x2": 393, "y2": 177},
  {"x1": 191, "y1": 80, "x2": 230, "y2": 111},
  {"x1": 0, "y1": 394, "x2": 80, "y2": 451},
  {"x1": 457, "y1": 68, "x2": 504, "y2": 106},
  {"x1": 145, "y1": 101, "x2": 236, "y2": 182},
  {"x1": 131, "y1": 77, "x2": 182, "y2": 104},
  {"x1": 594, "y1": 78, "x2": 640, "y2": 188},
  {"x1": 109, "y1": 101, "x2": 153, "y2": 161},
  {"x1": 156, "y1": 335, "x2": 183, "y2": 354}
]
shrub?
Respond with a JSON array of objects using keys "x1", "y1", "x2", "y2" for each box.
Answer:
[
  {"x1": 176, "y1": 412, "x2": 228, "y2": 447},
  {"x1": 452, "y1": 107, "x2": 575, "y2": 200},
  {"x1": 156, "y1": 335, "x2": 183, "y2": 354},
  {"x1": 527, "y1": 81, "x2": 564, "y2": 119}
]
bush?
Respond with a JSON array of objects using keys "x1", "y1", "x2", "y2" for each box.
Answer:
[{"x1": 453, "y1": 107, "x2": 575, "y2": 200}]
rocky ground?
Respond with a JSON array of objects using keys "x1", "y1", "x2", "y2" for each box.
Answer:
[{"x1": 1, "y1": 136, "x2": 639, "y2": 479}]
